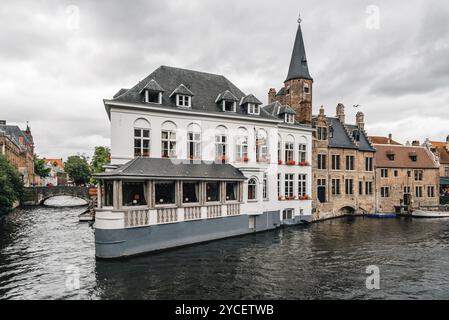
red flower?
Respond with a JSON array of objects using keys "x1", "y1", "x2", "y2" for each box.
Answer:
[{"x1": 286, "y1": 160, "x2": 296, "y2": 166}]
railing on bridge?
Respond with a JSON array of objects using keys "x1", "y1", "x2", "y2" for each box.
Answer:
[{"x1": 22, "y1": 186, "x2": 94, "y2": 205}]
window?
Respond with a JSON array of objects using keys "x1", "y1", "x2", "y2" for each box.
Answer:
[
  {"x1": 410, "y1": 155, "x2": 417, "y2": 162},
  {"x1": 226, "y1": 182, "x2": 238, "y2": 201},
  {"x1": 298, "y1": 174, "x2": 307, "y2": 196},
  {"x1": 381, "y1": 169, "x2": 389, "y2": 178},
  {"x1": 277, "y1": 173, "x2": 281, "y2": 197},
  {"x1": 283, "y1": 208, "x2": 293, "y2": 220},
  {"x1": 176, "y1": 94, "x2": 191, "y2": 107},
  {"x1": 346, "y1": 155, "x2": 355, "y2": 170},
  {"x1": 182, "y1": 182, "x2": 200, "y2": 203},
  {"x1": 248, "y1": 178, "x2": 257, "y2": 200},
  {"x1": 414, "y1": 170, "x2": 423, "y2": 181},
  {"x1": 161, "y1": 130, "x2": 176, "y2": 158},
  {"x1": 317, "y1": 179, "x2": 326, "y2": 203},
  {"x1": 381, "y1": 187, "x2": 390, "y2": 198},
  {"x1": 122, "y1": 182, "x2": 147, "y2": 206},
  {"x1": 284, "y1": 174, "x2": 294, "y2": 198},
  {"x1": 215, "y1": 134, "x2": 227, "y2": 161},
  {"x1": 103, "y1": 180, "x2": 114, "y2": 207},
  {"x1": 145, "y1": 90, "x2": 162, "y2": 104},
  {"x1": 277, "y1": 138, "x2": 282, "y2": 163},
  {"x1": 303, "y1": 84, "x2": 310, "y2": 94},
  {"x1": 332, "y1": 155, "x2": 341, "y2": 170},
  {"x1": 365, "y1": 181, "x2": 373, "y2": 195},
  {"x1": 285, "y1": 142, "x2": 294, "y2": 162},
  {"x1": 298, "y1": 144, "x2": 307, "y2": 163},
  {"x1": 317, "y1": 127, "x2": 327, "y2": 140},
  {"x1": 394, "y1": 170, "x2": 399, "y2": 177},
  {"x1": 155, "y1": 181, "x2": 175, "y2": 205},
  {"x1": 387, "y1": 153, "x2": 395, "y2": 161},
  {"x1": 365, "y1": 157, "x2": 373, "y2": 171},
  {"x1": 235, "y1": 135, "x2": 249, "y2": 162},
  {"x1": 415, "y1": 186, "x2": 423, "y2": 198},
  {"x1": 248, "y1": 103, "x2": 260, "y2": 115},
  {"x1": 187, "y1": 131, "x2": 201, "y2": 160},
  {"x1": 345, "y1": 179, "x2": 354, "y2": 195},
  {"x1": 263, "y1": 173, "x2": 268, "y2": 200},
  {"x1": 332, "y1": 178, "x2": 341, "y2": 195},
  {"x1": 407, "y1": 170, "x2": 412, "y2": 178},
  {"x1": 206, "y1": 182, "x2": 220, "y2": 202},
  {"x1": 285, "y1": 114, "x2": 295, "y2": 124},
  {"x1": 404, "y1": 186, "x2": 411, "y2": 194},
  {"x1": 318, "y1": 154, "x2": 327, "y2": 170},
  {"x1": 134, "y1": 128, "x2": 150, "y2": 157},
  {"x1": 428, "y1": 186, "x2": 435, "y2": 198},
  {"x1": 359, "y1": 181, "x2": 363, "y2": 195},
  {"x1": 223, "y1": 100, "x2": 236, "y2": 112},
  {"x1": 352, "y1": 130, "x2": 360, "y2": 141}
]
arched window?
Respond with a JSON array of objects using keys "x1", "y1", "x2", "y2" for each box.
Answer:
[
  {"x1": 215, "y1": 126, "x2": 228, "y2": 162},
  {"x1": 248, "y1": 178, "x2": 257, "y2": 200},
  {"x1": 256, "y1": 129, "x2": 268, "y2": 162},
  {"x1": 235, "y1": 127, "x2": 249, "y2": 162},
  {"x1": 187, "y1": 123, "x2": 201, "y2": 160},
  {"x1": 284, "y1": 135, "x2": 295, "y2": 163},
  {"x1": 161, "y1": 121, "x2": 177, "y2": 158},
  {"x1": 133, "y1": 118, "x2": 150, "y2": 157}
]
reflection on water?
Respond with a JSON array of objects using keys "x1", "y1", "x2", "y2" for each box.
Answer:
[
  {"x1": 2, "y1": 206, "x2": 449, "y2": 299},
  {"x1": 43, "y1": 196, "x2": 88, "y2": 207}
]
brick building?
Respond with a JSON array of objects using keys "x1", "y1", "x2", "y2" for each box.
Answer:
[
  {"x1": 42, "y1": 158, "x2": 69, "y2": 186},
  {"x1": 424, "y1": 136, "x2": 449, "y2": 197},
  {"x1": 0, "y1": 120, "x2": 35, "y2": 186},
  {"x1": 372, "y1": 140, "x2": 440, "y2": 212}
]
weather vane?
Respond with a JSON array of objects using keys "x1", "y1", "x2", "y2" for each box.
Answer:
[{"x1": 297, "y1": 12, "x2": 302, "y2": 23}]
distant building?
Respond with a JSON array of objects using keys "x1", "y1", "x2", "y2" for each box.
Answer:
[
  {"x1": 424, "y1": 136, "x2": 449, "y2": 196},
  {"x1": 42, "y1": 158, "x2": 69, "y2": 186},
  {"x1": 0, "y1": 120, "x2": 35, "y2": 186},
  {"x1": 310, "y1": 105, "x2": 377, "y2": 220},
  {"x1": 372, "y1": 139, "x2": 440, "y2": 212}
]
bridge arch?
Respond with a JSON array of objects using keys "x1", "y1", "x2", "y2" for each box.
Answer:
[
  {"x1": 339, "y1": 206, "x2": 356, "y2": 216},
  {"x1": 23, "y1": 186, "x2": 94, "y2": 206}
]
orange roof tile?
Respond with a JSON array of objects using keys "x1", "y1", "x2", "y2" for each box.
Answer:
[
  {"x1": 373, "y1": 144, "x2": 438, "y2": 169},
  {"x1": 430, "y1": 141, "x2": 449, "y2": 164},
  {"x1": 369, "y1": 136, "x2": 401, "y2": 145},
  {"x1": 44, "y1": 158, "x2": 64, "y2": 169}
]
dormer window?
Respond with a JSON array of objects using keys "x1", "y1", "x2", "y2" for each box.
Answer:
[
  {"x1": 248, "y1": 103, "x2": 260, "y2": 115},
  {"x1": 176, "y1": 95, "x2": 191, "y2": 107},
  {"x1": 285, "y1": 114, "x2": 294, "y2": 124},
  {"x1": 140, "y1": 79, "x2": 164, "y2": 104},
  {"x1": 223, "y1": 100, "x2": 236, "y2": 112},
  {"x1": 352, "y1": 129, "x2": 360, "y2": 141}
]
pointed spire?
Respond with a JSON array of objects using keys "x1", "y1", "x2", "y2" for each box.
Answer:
[{"x1": 285, "y1": 15, "x2": 313, "y2": 82}]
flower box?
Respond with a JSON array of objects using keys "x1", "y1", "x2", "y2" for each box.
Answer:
[
  {"x1": 216, "y1": 156, "x2": 228, "y2": 162},
  {"x1": 298, "y1": 194, "x2": 311, "y2": 200},
  {"x1": 243, "y1": 156, "x2": 249, "y2": 162},
  {"x1": 278, "y1": 160, "x2": 283, "y2": 165},
  {"x1": 286, "y1": 160, "x2": 296, "y2": 166},
  {"x1": 298, "y1": 161, "x2": 309, "y2": 166},
  {"x1": 278, "y1": 196, "x2": 285, "y2": 201},
  {"x1": 286, "y1": 195, "x2": 296, "y2": 200}
]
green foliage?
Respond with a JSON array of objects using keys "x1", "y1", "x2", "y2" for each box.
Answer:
[
  {"x1": 0, "y1": 155, "x2": 24, "y2": 215},
  {"x1": 64, "y1": 155, "x2": 91, "y2": 186},
  {"x1": 33, "y1": 155, "x2": 51, "y2": 178},
  {"x1": 90, "y1": 146, "x2": 110, "y2": 184}
]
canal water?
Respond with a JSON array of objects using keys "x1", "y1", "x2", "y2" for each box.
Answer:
[{"x1": 2, "y1": 199, "x2": 449, "y2": 299}]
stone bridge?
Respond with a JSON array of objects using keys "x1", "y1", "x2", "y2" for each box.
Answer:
[{"x1": 22, "y1": 186, "x2": 95, "y2": 206}]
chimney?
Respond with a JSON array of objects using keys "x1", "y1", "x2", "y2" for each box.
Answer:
[
  {"x1": 388, "y1": 133, "x2": 392, "y2": 144},
  {"x1": 336, "y1": 103, "x2": 345, "y2": 123},
  {"x1": 446, "y1": 135, "x2": 449, "y2": 151},
  {"x1": 412, "y1": 140, "x2": 420, "y2": 146},
  {"x1": 268, "y1": 88, "x2": 276, "y2": 104},
  {"x1": 356, "y1": 112, "x2": 365, "y2": 130},
  {"x1": 0, "y1": 120, "x2": 6, "y2": 125}
]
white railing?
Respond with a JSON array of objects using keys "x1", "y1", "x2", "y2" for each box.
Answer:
[
  {"x1": 124, "y1": 209, "x2": 150, "y2": 228},
  {"x1": 157, "y1": 207, "x2": 178, "y2": 224},
  {"x1": 227, "y1": 203, "x2": 240, "y2": 216},
  {"x1": 184, "y1": 206, "x2": 202, "y2": 220},
  {"x1": 207, "y1": 205, "x2": 222, "y2": 218}
]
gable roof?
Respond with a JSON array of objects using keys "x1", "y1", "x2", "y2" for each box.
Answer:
[
  {"x1": 216, "y1": 90, "x2": 238, "y2": 102},
  {"x1": 110, "y1": 66, "x2": 277, "y2": 121},
  {"x1": 345, "y1": 124, "x2": 376, "y2": 152},
  {"x1": 169, "y1": 83, "x2": 194, "y2": 97},
  {"x1": 369, "y1": 136, "x2": 401, "y2": 145},
  {"x1": 95, "y1": 157, "x2": 246, "y2": 181},
  {"x1": 373, "y1": 144, "x2": 438, "y2": 169},
  {"x1": 140, "y1": 79, "x2": 164, "y2": 93},
  {"x1": 430, "y1": 141, "x2": 449, "y2": 164},
  {"x1": 285, "y1": 23, "x2": 313, "y2": 82},
  {"x1": 0, "y1": 124, "x2": 31, "y2": 148},
  {"x1": 241, "y1": 94, "x2": 262, "y2": 105}
]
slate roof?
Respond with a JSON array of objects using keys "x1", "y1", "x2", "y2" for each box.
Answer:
[
  {"x1": 140, "y1": 79, "x2": 164, "y2": 93},
  {"x1": 0, "y1": 124, "x2": 31, "y2": 148},
  {"x1": 374, "y1": 145, "x2": 438, "y2": 169},
  {"x1": 113, "y1": 88, "x2": 129, "y2": 99},
  {"x1": 275, "y1": 87, "x2": 285, "y2": 96},
  {"x1": 324, "y1": 118, "x2": 376, "y2": 152},
  {"x1": 241, "y1": 94, "x2": 262, "y2": 105},
  {"x1": 110, "y1": 66, "x2": 278, "y2": 121},
  {"x1": 285, "y1": 23, "x2": 313, "y2": 82},
  {"x1": 216, "y1": 90, "x2": 238, "y2": 102},
  {"x1": 95, "y1": 157, "x2": 247, "y2": 180}
]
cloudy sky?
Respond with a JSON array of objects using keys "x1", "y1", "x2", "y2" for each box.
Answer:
[{"x1": 1, "y1": 0, "x2": 449, "y2": 159}]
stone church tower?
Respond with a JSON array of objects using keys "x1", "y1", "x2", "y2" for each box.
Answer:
[{"x1": 268, "y1": 17, "x2": 313, "y2": 124}]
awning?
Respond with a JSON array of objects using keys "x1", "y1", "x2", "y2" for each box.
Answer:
[
  {"x1": 95, "y1": 157, "x2": 246, "y2": 181},
  {"x1": 441, "y1": 177, "x2": 449, "y2": 186}
]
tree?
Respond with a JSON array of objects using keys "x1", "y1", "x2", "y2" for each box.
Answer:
[
  {"x1": 90, "y1": 146, "x2": 110, "y2": 184},
  {"x1": 0, "y1": 155, "x2": 24, "y2": 215},
  {"x1": 33, "y1": 155, "x2": 51, "y2": 178},
  {"x1": 64, "y1": 155, "x2": 91, "y2": 186}
]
